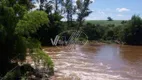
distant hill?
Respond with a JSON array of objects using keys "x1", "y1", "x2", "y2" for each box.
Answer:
[{"x1": 86, "y1": 20, "x2": 123, "y2": 26}]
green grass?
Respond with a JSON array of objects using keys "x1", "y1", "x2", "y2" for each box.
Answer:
[{"x1": 86, "y1": 20, "x2": 123, "y2": 26}]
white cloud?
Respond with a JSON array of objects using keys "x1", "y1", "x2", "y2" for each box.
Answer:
[
  {"x1": 85, "y1": 11, "x2": 108, "y2": 20},
  {"x1": 73, "y1": 0, "x2": 95, "y2": 3},
  {"x1": 116, "y1": 8, "x2": 130, "y2": 12},
  {"x1": 117, "y1": 14, "x2": 123, "y2": 16},
  {"x1": 98, "y1": 11, "x2": 105, "y2": 15}
]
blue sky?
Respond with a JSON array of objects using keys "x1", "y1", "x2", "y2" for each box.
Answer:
[
  {"x1": 87, "y1": 0, "x2": 142, "y2": 20},
  {"x1": 32, "y1": 0, "x2": 142, "y2": 20}
]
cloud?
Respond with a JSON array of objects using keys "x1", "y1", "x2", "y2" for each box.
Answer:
[
  {"x1": 73, "y1": 0, "x2": 95, "y2": 3},
  {"x1": 116, "y1": 8, "x2": 130, "y2": 12},
  {"x1": 85, "y1": 10, "x2": 108, "y2": 20},
  {"x1": 117, "y1": 14, "x2": 123, "y2": 16},
  {"x1": 98, "y1": 11, "x2": 105, "y2": 15}
]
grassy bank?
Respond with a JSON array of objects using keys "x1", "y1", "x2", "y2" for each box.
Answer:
[{"x1": 86, "y1": 20, "x2": 123, "y2": 26}]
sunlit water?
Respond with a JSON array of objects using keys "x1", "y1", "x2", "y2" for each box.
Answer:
[{"x1": 43, "y1": 44, "x2": 142, "y2": 80}]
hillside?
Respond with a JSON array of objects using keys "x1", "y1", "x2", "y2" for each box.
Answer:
[{"x1": 86, "y1": 20, "x2": 123, "y2": 26}]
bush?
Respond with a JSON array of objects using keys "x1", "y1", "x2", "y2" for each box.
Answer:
[
  {"x1": 83, "y1": 23, "x2": 104, "y2": 40},
  {"x1": 122, "y1": 15, "x2": 142, "y2": 45}
]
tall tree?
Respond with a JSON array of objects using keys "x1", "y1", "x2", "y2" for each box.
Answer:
[
  {"x1": 37, "y1": 0, "x2": 63, "y2": 13},
  {"x1": 64, "y1": 0, "x2": 76, "y2": 27},
  {"x1": 0, "y1": 0, "x2": 52, "y2": 77},
  {"x1": 33, "y1": 0, "x2": 63, "y2": 45},
  {"x1": 76, "y1": 0, "x2": 92, "y2": 27}
]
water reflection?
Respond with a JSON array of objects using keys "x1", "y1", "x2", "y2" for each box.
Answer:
[{"x1": 44, "y1": 44, "x2": 142, "y2": 80}]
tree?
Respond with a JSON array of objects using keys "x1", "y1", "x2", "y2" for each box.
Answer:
[
  {"x1": 76, "y1": 0, "x2": 92, "y2": 27},
  {"x1": 0, "y1": 0, "x2": 53, "y2": 78},
  {"x1": 37, "y1": 0, "x2": 64, "y2": 13},
  {"x1": 33, "y1": 0, "x2": 64, "y2": 45},
  {"x1": 83, "y1": 23, "x2": 104, "y2": 40},
  {"x1": 122, "y1": 15, "x2": 142, "y2": 45},
  {"x1": 63, "y1": 0, "x2": 76, "y2": 27},
  {"x1": 107, "y1": 17, "x2": 113, "y2": 21},
  {"x1": 121, "y1": 20, "x2": 127, "y2": 24}
]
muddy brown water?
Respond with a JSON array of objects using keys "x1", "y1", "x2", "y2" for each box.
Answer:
[{"x1": 43, "y1": 44, "x2": 142, "y2": 80}]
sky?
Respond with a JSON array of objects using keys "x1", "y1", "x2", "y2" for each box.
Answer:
[
  {"x1": 32, "y1": 0, "x2": 142, "y2": 20},
  {"x1": 87, "y1": 0, "x2": 142, "y2": 20}
]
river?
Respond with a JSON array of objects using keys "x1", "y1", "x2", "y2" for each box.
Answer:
[{"x1": 43, "y1": 43, "x2": 142, "y2": 80}]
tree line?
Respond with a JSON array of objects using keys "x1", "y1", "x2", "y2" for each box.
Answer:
[
  {"x1": 83, "y1": 15, "x2": 142, "y2": 45},
  {"x1": 0, "y1": 0, "x2": 93, "y2": 79},
  {"x1": 0, "y1": 0, "x2": 142, "y2": 79},
  {"x1": 35, "y1": 0, "x2": 142, "y2": 46}
]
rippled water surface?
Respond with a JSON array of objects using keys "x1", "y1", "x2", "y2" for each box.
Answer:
[{"x1": 43, "y1": 44, "x2": 142, "y2": 80}]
